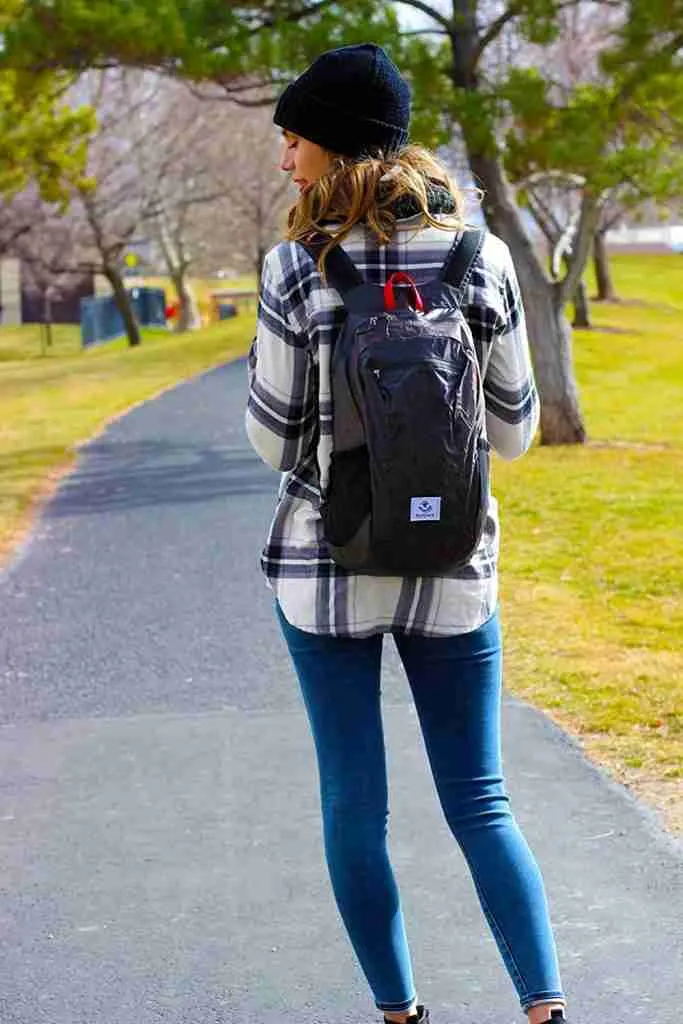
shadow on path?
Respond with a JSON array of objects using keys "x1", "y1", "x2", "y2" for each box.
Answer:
[{"x1": 45, "y1": 439, "x2": 274, "y2": 518}]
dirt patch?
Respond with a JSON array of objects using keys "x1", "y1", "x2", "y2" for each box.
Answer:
[
  {"x1": 619, "y1": 774, "x2": 683, "y2": 838},
  {"x1": 0, "y1": 460, "x2": 77, "y2": 572}
]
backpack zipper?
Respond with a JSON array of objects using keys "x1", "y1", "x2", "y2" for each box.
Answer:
[{"x1": 367, "y1": 353, "x2": 473, "y2": 375}]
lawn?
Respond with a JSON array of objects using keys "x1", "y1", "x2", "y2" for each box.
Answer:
[
  {"x1": 0, "y1": 253, "x2": 681, "y2": 833},
  {"x1": 495, "y1": 252, "x2": 683, "y2": 833}
]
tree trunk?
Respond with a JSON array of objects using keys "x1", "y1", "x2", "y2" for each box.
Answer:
[
  {"x1": 255, "y1": 242, "x2": 267, "y2": 285},
  {"x1": 563, "y1": 254, "x2": 591, "y2": 328},
  {"x1": 172, "y1": 270, "x2": 201, "y2": 332},
  {"x1": 43, "y1": 295, "x2": 53, "y2": 347},
  {"x1": 448, "y1": 8, "x2": 586, "y2": 445},
  {"x1": 156, "y1": 213, "x2": 201, "y2": 333},
  {"x1": 255, "y1": 195, "x2": 268, "y2": 284},
  {"x1": 572, "y1": 279, "x2": 591, "y2": 328},
  {"x1": 467, "y1": 150, "x2": 587, "y2": 444},
  {"x1": 105, "y1": 264, "x2": 140, "y2": 346},
  {"x1": 593, "y1": 230, "x2": 616, "y2": 301}
]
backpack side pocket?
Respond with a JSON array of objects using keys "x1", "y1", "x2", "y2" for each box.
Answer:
[{"x1": 321, "y1": 445, "x2": 371, "y2": 547}]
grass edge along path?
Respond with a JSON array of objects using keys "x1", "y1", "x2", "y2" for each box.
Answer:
[{"x1": 0, "y1": 318, "x2": 254, "y2": 571}]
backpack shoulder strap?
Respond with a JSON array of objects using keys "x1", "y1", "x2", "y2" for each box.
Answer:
[
  {"x1": 298, "y1": 234, "x2": 364, "y2": 300},
  {"x1": 440, "y1": 228, "x2": 485, "y2": 298}
]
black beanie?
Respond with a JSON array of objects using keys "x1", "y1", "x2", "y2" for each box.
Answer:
[{"x1": 274, "y1": 43, "x2": 411, "y2": 159}]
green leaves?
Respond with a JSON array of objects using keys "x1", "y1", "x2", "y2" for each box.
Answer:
[
  {"x1": 391, "y1": 36, "x2": 454, "y2": 149},
  {"x1": 3, "y1": 0, "x2": 182, "y2": 68},
  {"x1": 499, "y1": 0, "x2": 683, "y2": 203},
  {"x1": 517, "y1": 0, "x2": 562, "y2": 46},
  {"x1": 504, "y1": 77, "x2": 612, "y2": 184},
  {"x1": 601, "y1": 0, "x2": 683, "y2": 78},
  {"x1": 0, "y1": 68, "x2": 95, "y2": 201}
]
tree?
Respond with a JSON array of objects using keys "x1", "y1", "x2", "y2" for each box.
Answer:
[
  {"x1": 504, "y1": 2, "x2": 683, "y2": 317},
  {"x1": 180, "y1": 88, "x2": 292, "y2": 283},
  {"x1": 11, "y1": 193, "x2": 86, "y2": 352},
  {"x1": 593, "y1": 196, "x2": 624, "y2": 302},
  {"x1": 62, "y1": 69, "x2": 182, "y2": 346},
  {"x1": 0, "y1": 190, "x2": 40, "y2": 256},
  {"x1": 0, "y1": 68, "x2": 94, "y2": 202},
  {"x1": 7, "y1": 68, "x2": 179, "y2": 347},
  {"x1": 134, "y1": 79, "x2": 291, "y2": 329},
  {"x1": 125, "y1": 76, "x2": 214, "y2": 333},
  {"x1": 0, "y1": 4, "x2": 93, "y2": 201},
  {"x1": 515, "y1": 171, "x2": 593, "y2": 327},
  {"x1": 3, "y1": 1, "x2": 682, "y2": 442}
]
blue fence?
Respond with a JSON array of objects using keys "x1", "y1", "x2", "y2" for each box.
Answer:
[{"x1": 81, "y1": 287, "x2": 167, "y2": 348}]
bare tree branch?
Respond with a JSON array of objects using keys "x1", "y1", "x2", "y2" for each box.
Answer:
[
  {"x1": 395, "y1": 0, "x2": 453, "y2": 33},
  {"x1": 558, "y1": 191, "x2": 599, "y2": 304},
  {"x1": 600, "y1": 206, "x2": 625, "y2": 232},
  {"x1": 402, "y1": 27, "x2": 449, "y2": 37},
  {"x1": 219, "y1": 92, "x2": 279, "y2": 107},
  {"x1": 526, "y1": 189, "x2": 564, "y2": 242},
  {"x1": 247, "y1": 0, "x2": 338, "y2": 34},
  {"x1": 523, "y1": 170, "x2": 585, "y2": 189},
  {"x1": 470, "y1": 2, "x2": 524, "y2": 69},
  {"x1": 187, "y1": 78, "x2": 274, "y2": 98}
]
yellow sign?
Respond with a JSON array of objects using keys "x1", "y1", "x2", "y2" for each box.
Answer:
[{"x1": 124, "y1": 253, "x2": 138, "y2": 268}]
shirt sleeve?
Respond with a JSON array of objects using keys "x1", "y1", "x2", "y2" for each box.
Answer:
[
  {"x1": 484, "y1": 244, "x2": 540, "y2": 460},
  {"x1": 245, "y1": 244, "x2": 318, "y2": 472}
]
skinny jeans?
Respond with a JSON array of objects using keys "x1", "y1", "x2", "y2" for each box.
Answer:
[{"x1": 276, "y1": 603, "x2": 565, "y2": 1014}]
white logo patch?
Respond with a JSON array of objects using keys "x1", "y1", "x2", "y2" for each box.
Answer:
[{"x1": 410, "y1": 497, "x2": 441, "y2": 522}]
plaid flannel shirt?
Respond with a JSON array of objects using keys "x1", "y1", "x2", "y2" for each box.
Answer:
[{"x1": 246, "y1": 218, "x2": 539, "y2": 637}]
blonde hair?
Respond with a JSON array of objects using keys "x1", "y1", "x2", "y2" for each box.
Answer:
[{"x1": 285, "y1": 144, "x2": 467, "y2": 281}]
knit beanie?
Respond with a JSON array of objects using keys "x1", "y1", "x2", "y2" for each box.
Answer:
[{"x1": 274, "y1": 43, "x2": 411, "y2": 159}]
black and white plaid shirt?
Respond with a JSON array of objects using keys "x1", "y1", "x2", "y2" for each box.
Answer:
[{"x1": 246, "y1": 218, "x2": 539, "y2": 637}]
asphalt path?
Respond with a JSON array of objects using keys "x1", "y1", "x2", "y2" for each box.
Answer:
[{"x1": 1, "y1": 358, "x2": 681, "y2": 1024}]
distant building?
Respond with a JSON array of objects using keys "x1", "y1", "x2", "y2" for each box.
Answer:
[
  {"x1": 0, "y1": 257, "x2": 95, "y2": 325},
  {"x1": 0, "y1": 258, "x2": 21, "y2": 326}
]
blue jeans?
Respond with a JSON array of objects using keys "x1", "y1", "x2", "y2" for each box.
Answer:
[{"x1": 276, "y1": 604, "x2": 565, "y2": 1014}]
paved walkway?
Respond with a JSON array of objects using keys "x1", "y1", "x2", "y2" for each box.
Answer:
[{"x1": 1, "y1": 359, "x2": 681, "y2": 1024}]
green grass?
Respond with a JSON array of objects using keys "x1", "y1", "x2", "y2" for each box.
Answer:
[
  {"x1": 585, "y1": 251, "x2": 683, "y2": 312},
  {"x1": 0, "y1": 323, "x2": 83, "y2": 362},
  {"x1": 0, "y1": 254, "x2": 681, "y2": 830},
  {"x1": 496, "y1": 252, "x2": 683, "y2": 830}
]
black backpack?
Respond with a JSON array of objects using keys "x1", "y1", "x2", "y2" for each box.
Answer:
[{"x1": 300, "y1": 228, "x2": 488, "y2": 576}]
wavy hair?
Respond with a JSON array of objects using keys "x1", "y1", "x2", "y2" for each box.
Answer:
[{"x1": 284, "y1": 144, "x2": 468, "y2": 281}]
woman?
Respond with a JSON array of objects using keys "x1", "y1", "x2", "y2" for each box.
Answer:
[{"x1": 246, "y1": 42, "x2": 570, "y2": 1024}]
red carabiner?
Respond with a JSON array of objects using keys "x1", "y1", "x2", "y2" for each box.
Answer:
[{"x1": 384, "y1": 272, "x2": 424, "y2": 313}]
